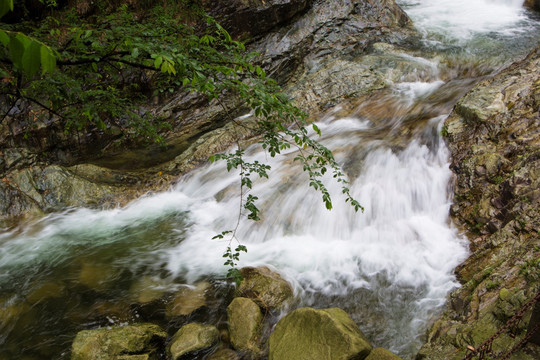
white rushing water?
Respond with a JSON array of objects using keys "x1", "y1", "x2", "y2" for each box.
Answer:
[
  {"x1": 2, "y1": 0, "x2": 540, "y2": 358},
  {"x1": 399, "y1": 0, "x2": 535, "y2": 42}
]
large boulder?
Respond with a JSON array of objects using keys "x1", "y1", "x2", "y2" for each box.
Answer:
[
  {"x1": 167, "y1": 323, "x2": 220, "y2": 360},
  {"x1": 418, "y1": 46, "x2": 540, "y2": 359},
  {"x1": 71, "y1": 323, "x2": 167, "y2": 360},
  {"x1": 238, "y1": 266, "x2": 294, "y2": 310},
  {"x1": 268, "y1": 307, "x2": 373, "y2": 360},
  {"x1": 227, "y1": 297, "x2": 263, "y2": 355}
]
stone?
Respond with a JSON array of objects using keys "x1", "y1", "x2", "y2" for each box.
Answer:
[
  {"x1": 78, "y1": 261, "x2": 116, "y2": 291},
  {"x1": 71, "y1": 323, "x2": 167, "y2": 360},
  {"x1": 227, "y1": 297, "x2": 263, "y2": 355},
  {"x1": 26, "y1": 282, "x2": 65, "y2": 304},
  {"x1": 167, "y1": 323, "x2": 220, "y2": 360},
  {"x1": 238, "y1": 266, "x2": 293, "y2": 310},
  {"x1": 129, "y1": 276, "x2": 169, "y2": 304},
  {"x1": 365, "y1": 347, "x2": 403, "y2": 360},
  {"x1": 268, "y1": 307, "x2": 372, "y2": 360},
  {"x1": 166, "y1": 282, "x2": 210, "y2": 317}
]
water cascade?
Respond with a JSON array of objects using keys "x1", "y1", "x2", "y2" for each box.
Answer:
[{"x1": 1, "y1": 0, "x2": 539, "y2": 358}]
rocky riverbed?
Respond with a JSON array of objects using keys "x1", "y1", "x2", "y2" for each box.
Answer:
[{"x1": 1, "y1": 1, "x2": 539, "y2": 359}]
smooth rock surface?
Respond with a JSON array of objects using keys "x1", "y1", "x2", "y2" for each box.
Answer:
[
  {"x1": 227, "y1": 297, "x2": 263, "y2": 355},
  {"x1": 268, "y1": 307, "x2": 372, "y2": 360}
]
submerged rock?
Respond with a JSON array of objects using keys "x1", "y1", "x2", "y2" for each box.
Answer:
[
  {"x1": 166, "y1": 282, "x2": 211, "y2": 317},
  {"x1": 71, "y1": 323, "x2": 167, "y2": 360},
  {"x1": 418, "y1": 45, "x2": 540, "y2": 359},
  {"x1": 268, "y1": 307, "x2": 372, "y2": 360},
  {"x1": 238, "y1": 266, "x2": 294, "y2": 310},
  {"x1": 167, "y1": 323, "x2": 220, "y2": 360},
  {"x1": 129, "y1": 276, "x2": 170, "y2": 304},
  {"x1": 227, "y1": 297, "x2": 263, "y2": 356}
]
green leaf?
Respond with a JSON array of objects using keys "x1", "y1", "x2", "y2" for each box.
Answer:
[
  {"x1": 131, "y1": 47, "x2": 139, "y2": 59},
  {"x1": 0, "y1": 0, "x2": 13, "y2": 18},
  {"x1": 0, "y1": 30, "x2": 9, "y2": 46},
  {"x1": 22, "y1": 40, "x2": 41, "y2": 78},
  {"x1": 9, "y1": 36, "x2": 25, "y2": 70},
  {"x1": 40, "y1": 45, "x2": 56, "y2": 74},
  {"x1": 154, "y1": 55, "x2": 163, "y2": 69}
]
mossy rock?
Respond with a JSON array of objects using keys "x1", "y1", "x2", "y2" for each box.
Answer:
[
  {"x1": 365, "y1": 347, "x2": 403, "y2": 360},
  {"x1": 268, "y1": 307, "x2": 372, "y2": 360},
  {"x1": 71, "y1": 323, "x2": 167, "y2": 360},
  {"x1": 167, "y1": 323, "x2": 219, "y2": 360},
  {"x1": 238, "y1": 266, "x2": 293, "y2": 310},
  {"x1": 227, "y1": 297, "x2": 263, "y2": 355}
]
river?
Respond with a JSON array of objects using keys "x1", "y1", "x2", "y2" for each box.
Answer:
[{"x1": 1, "y1": 0, "x2": 539, "y2": 359}]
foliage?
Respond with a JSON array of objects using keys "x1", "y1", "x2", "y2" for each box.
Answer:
[{"x1": 0, "y1": 0, "x2": 362, "y2": 282}]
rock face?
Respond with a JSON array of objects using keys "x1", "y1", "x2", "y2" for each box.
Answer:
[
  {"x1": 238, "y1": 266, "x2": 294, "y2": 310},
  {"x1": 167, "y1": 323, "x2": 220, "y2": 360},
  {"x1": 71, "y1": 323, "x2": 167, "y2": 360},
  {"x1": 1, "y1": 0, "x2": 414, "y2": 220},
  {"x1": 227, "y1": 297, "x2": 263, "y2": 355},
  {"x1": 201, "y1": 0, "x2": 313, "y2": 39},
  {"x1": 418, "y1": 46, "x2": 540, "y2": 359},
  {"x1": 268, "y1": 307, "x2": 373, "y2": 360}
]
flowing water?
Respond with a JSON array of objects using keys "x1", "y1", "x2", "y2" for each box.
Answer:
[{"x1": 1, "y1": 1, "x2": 540, "y2": 359}]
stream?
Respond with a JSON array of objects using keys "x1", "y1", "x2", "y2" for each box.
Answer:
[{"x1": 1, "y1": 1, "x2": 540, "y2": 359}]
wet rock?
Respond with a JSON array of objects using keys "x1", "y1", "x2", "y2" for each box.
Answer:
[
  {"x1": 227, "y1": 297, "x2": 263, "y2": 355},
  {"x1": 524, "y1": 0, "x2": 540, "y2": 12},
  {"x1": 202, "y1": 0, "x2": 312, "y2": 39},
  {"x1": 418, "y1": 45, "x2": 540, "y2": 359},
  {"x1": 3, "y1": 164, "x2": 136, "y2": 217},
  {"x1": 365, "y1": 347, "x2": 402, "y2": 360},
  {"x1": 166, "y1": 282, "x2": 210, "y2": 317},
  {"x1": 269, "y1": 307, "x2": 372, "y2": 360},
  {"x1": 167, "y1": 323, "x2": 219, "y2": 360},
  {"x1": 26, "y1": 281, "x2": 65, "y2": 304},
  {"x1": 78, "y1": 261, "x2": 117, "y2": 292},
  {"x1": 238, "y1": 266, "x2": 294, "y2": 310},
  {"x1": 129, "y1": 276, "x2": 169, "y2": 304},
  {"x1": 71, "y1": 323, "x2": 167, "y2": 360}
]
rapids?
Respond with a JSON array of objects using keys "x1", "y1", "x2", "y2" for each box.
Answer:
[{"x1": 1, "y1": 0, "x2": 539, "y2": 358}]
